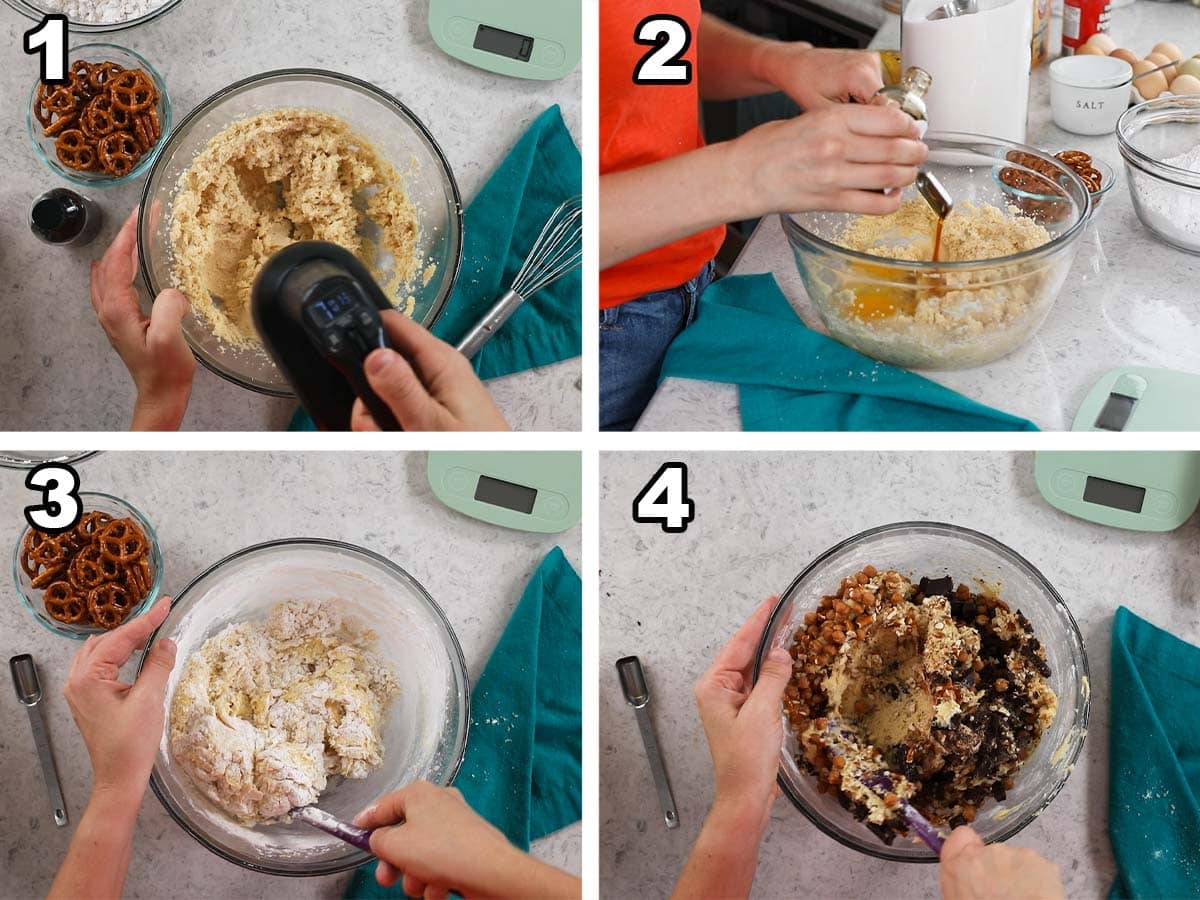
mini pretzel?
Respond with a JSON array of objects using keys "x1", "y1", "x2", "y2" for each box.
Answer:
[
  {"x1": 98, "y1": 131, "x2": 139, "y2": 177},
  {"x1": 87, "y1": 583, "x2": 132, "y2": 629},
  {"x1": 98, "y1": 518, "x2": 148, "y2": 563},
  {"x1": 44, "y1": 582, "x2": 87, "y2": 625},
  {"x1": 55, "y1": 129, "x2": 99, "y2": 172},
  {"x1": 87, "y1": 61, "x2": 124, "y2": 91},
  {"x1": 1055, "y1": 150, "x2": 1091, "y2": 168},
  {"x1": 110, "y1": 70, "x2": 156, "y2": 113},
  {"x1": 69, "y1": 60, "x2": 94, "y2": 94},
  {"x1": 68, "y1": 545, "x2": 108, "y2": 590},
  {"x1": 31, "y1": 563, "x2": 67, "y2": 590},
  {"x1": 42, "y1": 86, "x2": 78, "y2": 116},
  {"x1": 76, "y1": 510, "x2": 114, "y2": 540},
  {"x1": 124, "y1": 556, "x2": 152, "y2": 596},
  {"x1": 30, "y1": 536, "x2": 70, "y2": 569},
  {"x1": 82, "y1": 95, "x2": 117, "y2": 139}
]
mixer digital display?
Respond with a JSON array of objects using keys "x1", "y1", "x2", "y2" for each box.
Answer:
[
  {"x1": 474, "y1": 24, "x2": 533, "y2": 61},
  {"x1": 1083, "y1": 475, "x2": 1145, "y2": 514},
  {"x1": 475, "y1": 475, "x2": 537, "y2": 514},
  {"x1": 306, "y1": 289, "x2": 358, "y2": 326}
]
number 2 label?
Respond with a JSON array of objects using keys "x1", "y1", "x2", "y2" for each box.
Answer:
[
  {"x1": 633, "y1": 462, "x2": 695, "y2": 533},
  {"x1": 24, "y1": 15, "x2": 69, "y2": 85},
  {"x1": 633, "y1": 15, "x2": 693, "y2": 85},
  {"x1": 24, "y1": 463, "x2": 82, "y2": 535}
]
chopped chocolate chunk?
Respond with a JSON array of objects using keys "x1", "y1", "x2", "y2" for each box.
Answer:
[{"x1": 919, "y1": 575, "x2": 954, "y2": 598}]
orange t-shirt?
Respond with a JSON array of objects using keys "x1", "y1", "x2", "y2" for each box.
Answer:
[{"x1": 600, "y1": 0, "x2": 726, "y2": 309}]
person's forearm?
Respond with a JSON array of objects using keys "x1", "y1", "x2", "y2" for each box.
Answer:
[
  {"x1": 600, "y1": 142, "x2": 744, "y2": 270},
  {"x1": 131, "y1": 387, "x2": 189, "y2": 431},
  {"x1": 697, "y1": 14, "x2": 791, "y2": 101},
  {"x1": 473, "y1": 847, "x2": 581, "y2": 900},
  {"x1": 671, "y1": 799, "x2": 770, "y2": 900},
  {"x1": 48, "y1": 785, "x2": 141, "y2": 900}
]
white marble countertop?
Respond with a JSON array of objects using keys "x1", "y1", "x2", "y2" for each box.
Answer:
[
  {"x1": 600, "y1": 450, "x2": 1200, "y2": 898},
  {"x1": 0, "y1": 452, "x2": 581, "y2": 898},
  {"x1": 638, "y1": 2, "x2": 1200, "y2": 432},
  {"x1": 0, "y1": 1, "x2": 581, "y2": 432}
]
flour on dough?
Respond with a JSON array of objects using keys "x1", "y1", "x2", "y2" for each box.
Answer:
[{"x1": 169, "y1": 599, "x2": 398, "y2": 824}]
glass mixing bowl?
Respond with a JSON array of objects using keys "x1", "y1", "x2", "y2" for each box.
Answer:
[
  {"x1": 754, "y1": 522, "x2": 1090, "y2": 862},
  {"x1": 13, "y1": 492, "x2": 163, "y2": 640},
  {"x1": 26, "y1": 44, "x2": 171, "y2": 188},
  {"x1": 783, "y1": 134, "x2": 1091, "y2": 370},
  {"x1": 3, "y1": 0, "x2": 186, "y2": 32},
  {"x1": 137, "y1": 69, "x2": 464, "y2": 396},
  {"x1": 141, "y1": 538, "x2": 470, "y2": 876},
  {"x1": 1117, "y1": 97, "x2": 1200, "y2": 254}
]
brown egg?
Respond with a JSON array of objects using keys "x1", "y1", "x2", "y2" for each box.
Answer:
[
  {"x1": 1146, "y1": 52, "x2": 1177, "y2": 80},
  {"x1": 1086, "y1": 33, "x2": 1117, "y2": 54},
  {"x1": 1109, "y1": 48, "x2": 1139, "y2": 66},
  {"x1": 1170, "y1": 74, "x2": 1200, "y2": 95},
  {"x1": 1075, "y1": 43, "x2": 1106, "y2": 56},
  {"x1": 1151, "y1": 42, "x2": 1182, "y2": 61},
  {"x1": 1133, "y1": 59, "x2": 1169, "y2": 99}
]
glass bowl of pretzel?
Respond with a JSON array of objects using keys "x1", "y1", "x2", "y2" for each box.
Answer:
[
  {"x1": 26, "y1": 44, "x2": 171, "y2": 187},
  {"x1": 13, "y1": 492, "x2": 163, "y2": 639},
  {"x1": 995, "y1": 149, "x2": 1115, "y2": 220}
]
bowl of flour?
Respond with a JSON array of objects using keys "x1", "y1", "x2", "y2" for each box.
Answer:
[
  {"x1": 139, "y1": 538, "x2": 470, "y2": 876},
  {"x1": 1118, "y1": 96, "x2": 1200, "y2": 254},
  {"x1": 3, "y1": 0, "x2": 186, "y2": 31}
]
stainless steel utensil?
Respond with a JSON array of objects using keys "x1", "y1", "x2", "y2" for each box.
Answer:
[
  {"x1": 917, "y1": 170, "x2": 954, "y2": 220},
  {"x1": 928, "y1": 0, "x2": 978, "y2": 20},
  {"x1": 290, "y1": 805, "x2": 379, "y2": 852},
  {"x1": 10, "y1": 654, "x2": 68, "y2": 827},
  {"x1": 616, "y1": 655, "x2": 678, "y2": 829},
  {"x1": 456, "y1": 195, "x2": 583, "y2": 360}
]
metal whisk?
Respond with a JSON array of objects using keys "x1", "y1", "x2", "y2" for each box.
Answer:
[{"x1": 456, "y1": 195, "x2": 583, "y2": 360}]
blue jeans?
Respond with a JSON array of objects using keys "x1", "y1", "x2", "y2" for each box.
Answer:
[{"x1": 599, "y1": 263, "x2": 716, "y2": 431}]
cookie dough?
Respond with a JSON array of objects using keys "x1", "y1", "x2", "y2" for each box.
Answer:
[
  {"x1": 785, "y1": 569, "x2": 1057, "y2": 841},
  {"x1": 169, "y1": 599, "x2": 398, "y2": 824},
  {"x1": 170, "y1": 109, "x2": 420, "y2": 350}
]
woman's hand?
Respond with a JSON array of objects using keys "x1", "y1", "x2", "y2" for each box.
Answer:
[
  {"x1": 725, "y1": 104, "x2": 928, "y2": 221},
  {"x1": 351, "y1": 311, "x2": 509, "y2": 432},
  {"x1": 694, "y1": 595, "x2": 792, "y2": 828},
  {"x1": 940, "y1": 827, "x2": 1064, "y2": 900},
  {"x1": 90, "y1": 209, "x2": 195, "y2": 432},
  {"x1": 761, "y1": 45, "x2": 885, "y2": 109},
  {"x1": 356, "y1": 782, "x2": 580, "y2": 900},
  {"x1": 63, "y1": 597, "x2": 177, "y2": 798}
]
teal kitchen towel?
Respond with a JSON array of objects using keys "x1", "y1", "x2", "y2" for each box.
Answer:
[
  {"x1": 346, "y1": 546, "x2": 583, "y2": 898},
  {"x1": 291, "y1": 106, "x2": 581, "y2": 431},
  {"x1": 1108, "y1": 606, "x2": 1200, "y2": 899},
  {"x1": 658, "y1": 273, "x2": 1039, "y2": 432},
  {"x1": 431, "y1": 105, "x2": 582, "y2": 381}
]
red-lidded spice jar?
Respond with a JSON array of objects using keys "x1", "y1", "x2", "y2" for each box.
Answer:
[{"x1": 1062, "y1": 0, "x2": 1112, "y2": 55}]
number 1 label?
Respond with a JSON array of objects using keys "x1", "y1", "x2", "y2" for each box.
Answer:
[{"x1": 24, "y1": 15, "x2": 69, "y2": 85}]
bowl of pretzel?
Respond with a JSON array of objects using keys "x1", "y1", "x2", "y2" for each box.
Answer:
[
  {"x1": 996, "y1": 149, "x2": 1115, "y2": 223},
  {"x1": 14, "y1": 492, "x2": 163, "y2": 639},
  {"x1": 27, "y1": 44, "x2": 170, "y2": 187}
]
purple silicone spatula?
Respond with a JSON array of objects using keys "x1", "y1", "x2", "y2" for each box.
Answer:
[
  {"x1": 819, "y1": 718, "x2": 945, "y2": 854},
  {"x1": 290, "y1": 806, "x2": 379, "y2": 852}
]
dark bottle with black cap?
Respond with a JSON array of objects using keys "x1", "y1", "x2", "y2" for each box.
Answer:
[{"x1": 30, "y1": 188, "x2": 103, "y2": 246}]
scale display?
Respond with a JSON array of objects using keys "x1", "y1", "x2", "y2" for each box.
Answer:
[
  {"x1": 1074, "y1": 368, "x2": 1200, "y2": 432},
  {"x1": 1034, "y1": 451, "x2": 1200, "y2": 532},
  {"x1": 427, "y1": 451, "x2": 581, "y2": 533},
  {"x1": 429, "y1": 0, "x2": 580, "y2": 80},
  {"x1": 475, "y1": 475, "x2": 537, "y2": 514},
  {"x1": 474, "y1": 24, "x2": 533, "y2": 61}
]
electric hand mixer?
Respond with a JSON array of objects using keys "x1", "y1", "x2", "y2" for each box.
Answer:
[{"x1": 250, "y1": 195, "x2": 583, "y2": 430}]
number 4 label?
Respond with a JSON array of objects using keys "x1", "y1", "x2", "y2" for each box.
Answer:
[
  {"x1": 633, "y1": 15, "x2": 693, "y2": 85},
  {"x1": 633, "y1": 462, "x2": 695, "y2": 534}
]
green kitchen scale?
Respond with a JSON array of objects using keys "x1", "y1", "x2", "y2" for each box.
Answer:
[
  {"x1": 427, "y1": 452, "x2": 581, "y2": 533},
  {"x1": 429, "y1": 0, "x2": 580, "y2": 80},
  {"x1": 1034, "y1": 451, "x2": 1200, "y2": 532},
  {"x1": 1072, "y1": 367, "x2": 1200, "y2": 432}
]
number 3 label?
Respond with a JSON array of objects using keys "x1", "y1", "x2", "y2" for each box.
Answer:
[
  {"x1": 25, "y1": 463, "x2": 82, "y2": 535},
  {"x1": 633, "y1": 462, "x2": 695, "y2": 533},
  {"x1": 633, "y1": 15, "x2": 693, "y2": 85}
]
